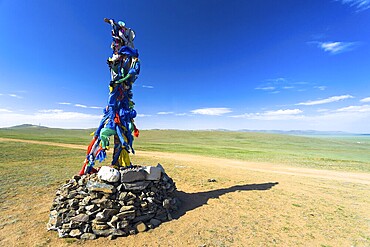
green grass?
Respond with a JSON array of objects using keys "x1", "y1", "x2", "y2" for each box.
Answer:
[
  {"x1": 1, "y1": 127, "x2": 370, "y2": 172},
  {"x1": 134, "y1": 130, "x2": 370, "y2": 172},
  {"x1": 0, "y1": 126, "x2": 92, "y2": 144},
  {"x1": 0, "y1": 142, "x2": 84, "y2": 202}
]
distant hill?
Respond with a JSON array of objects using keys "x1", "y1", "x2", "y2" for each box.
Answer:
[
  {"x1": 2, "y1": 124, "x2": 368, "y2": 136},
  {"x1": 237, "y1": 129, "x2": 358, "y2": 136},
  {"x1": 7, "y1": 124, "x2": 49, "y2": 129}
]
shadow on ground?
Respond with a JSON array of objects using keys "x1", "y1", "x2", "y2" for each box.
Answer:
[{"x1": 173, "y1": 182, "x2": 279, "y2": 219}]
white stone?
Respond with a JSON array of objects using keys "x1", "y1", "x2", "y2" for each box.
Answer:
[{"x1": 97, "y1": 166, "x2": 120, "y2": 182}]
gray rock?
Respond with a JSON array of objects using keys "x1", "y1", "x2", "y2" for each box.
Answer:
[
  {"x1": 107, "y1": 234, "x2": 116, "y2": 240},
  {"x1": 156, "y1": 163, "x2": 165, "y2": 173},
  {"x1": 102, "y1": 208, "x2": 118, "y2": 218},
  {"x1": 121, "y1": 181, "x2": 150, "y2": 191},
  {"x1": 93, "y1": 229, "x2": 114, "y2": 237},
  {"x1": 119, "y1": 205, "x2": 135, "y2": 212},
  {"x1": 110, "y1": 215, "x2": 119, "y2": 223},
  {"x1": 80, "y1": 233, "x2": 97, "y2": 240},
  {"x1": 142, "y1": 166, "x2": 162, "y2": 181},
  {"x1": 117, "y1": 210, "x2": 136, "y2": 220},
  {"x1": 155, "y1": 213, "x2": 168, "y2": 221},
  {"x1": 132, "y1": 213, "x2": 155, "y2": 223},
  {"x1": 113, "y1": 229, "x2": 127, "y2": 237},
  {"x1": 118, "y1": 192, "x2": 128, "y2": 201},
  {"x1": 47, "y1": 214, "x2": 62, "y2": 230},
  {"x1": 85, "y1": 204, "x2": 98, "y2": 212},
  {"x1": 117, "y1": 220, "x2": 129, "y2": 229},
  {"x1": 70, "y1": 214, "x2": 89, "y2": 223},
  {"x1": 82, "y1": 224, "x2": 91, "y2": 233},
  {"x1": 81, "y1": 196, "x2": 91, "y2": 206},
  {"x1": 95, "y1": 208, "x2": 118, "y2": 221},
  {"x1": 86, "y1": 180, "x2": 114, "y2": 194},
  {"x1": 163, "y1": 198, "x2": 171, "y2": 209},
  {"x1": 120, "y1": 168, "x2": 147, "y2": 183},
  {"x1": 149, "y1": 218, "x2": 161, "y2": 227}
]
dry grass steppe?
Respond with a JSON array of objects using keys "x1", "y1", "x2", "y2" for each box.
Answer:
[{"x1": 0, "y1": 130, "x2": 369, "y2": 247}]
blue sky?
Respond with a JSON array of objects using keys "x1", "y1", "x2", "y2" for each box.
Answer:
[{"x1": 0, "y1": 0, "x2": 370, "y2": 133}]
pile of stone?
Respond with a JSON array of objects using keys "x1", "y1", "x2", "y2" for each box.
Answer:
[{"x1": 47, "y1": 164, "x2": 179, "y2": 240}]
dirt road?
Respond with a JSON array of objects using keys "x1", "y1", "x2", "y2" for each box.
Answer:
[{"x1": 1, "y1": 137, "x2": 369, "y2": 185}]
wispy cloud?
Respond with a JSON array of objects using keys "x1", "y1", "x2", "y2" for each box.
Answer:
[
  {"x1": 58, "y1": 102, "x2": 101, "y2": 109},
  {"x1": 313, "y1": 41, "x2": 359, "y2": 54},
  {"x1": 297, "y1": 95, "x2": 354, "y2": 106},
  {"x1": 8, "y1": 94, "x2": 23, "y2": 99},
  {"x1": 256, "y1": 78, "x2": 319, "y2": 93},
  {"x1": 266, "y1": 77, "x2": 287, "y2": 83},
  {"x1": 0, "y1": 109, "x2": 102, "y2": 128},
  {"x1": 314, "y1": 86, "x2": 327, "y2": 91},
  {"x1": 157, "y1": 111, "x2": 174, "y2": 115},
  {"x1": 74, "y1": 104, "x2": 87, "y2": 108},
  {"x1": 175, "y1": 113, "x2": 189, "y2": 116},
  {"x1": 191, "y1": 107, "x2": 232, "y2": 116},
  {"x1": 338, "y1": 0, "x2": 370, "y2": 11},
  {"x1": 336, "y1": 105, "x2": 370, "y2": 112},
  {"x1": 137, "y1": 114, "x2": 152, "y2": 117},
  {"x1": 255, "y1": 86, "x2": 276, "y2": 91},
  {"x1": 360, "y1": 97, "x2": 370, "y2": 103},
  {"x1": 142, "y1": 85, "x2": 154, "y2": 89},
  {"x1": 231, "y1": 109, "x2": 303, "y2": 120},
  {"x1": 264, "y1": 109, "x2": 303, "y2": 116},
  {"x1": 0, "y1": 108, "x2": 12, "y2": 113}
]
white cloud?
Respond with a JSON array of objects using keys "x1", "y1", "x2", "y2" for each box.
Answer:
[
  {"x1": 231, "y1": 109, "x2": 303, "y2": 120},
  {"x1": 142, "y1": 85, "x2": 154, "y2": 89},
  {"x1": 297, "y1": 95, "x2": 354, "y2": 106},
  {"x1": 157, "y1": 112, "x2": 174, "y2": 115},
  {"x1": 266, "y1": 78, "x2": 287, "y2": 83},
  {"x1": 8, "y1": 94, "x2": 22, "y2": 99},
  {"x1": 137, "y1": 114, "x2": 152, "y2": 117},
  {"x1": 255, "y1": 86, "x2": 275, "y2": 91},
  {"x1": 59, "y1": 102, "x2": 101, "y2": 109},
  {"x1": 314, "y1": 86, "x2": 327, "y2": 91},
  {"x1": 264, "y1": 109, "x2": 303, "y2": 116},
  {"x1": 74, "y1": 104, "x2": 87, "y2": 108},
  {"x1": 336, "y1": 105, "x2": 370, "y2": 112},
  {"x1": 191, "y1": 108, "x2": 232, "y2": 116},
  {"x1": 338, "y1": 0, "x2": 370, "y2": 11},
  {"x1": 316, "y1": 41, "x2": 358, "y2": 54},
  {"x1": 0, "y1": 108, "x2": 12, "y2": 112},
  {"x1": 360, "y1": 97, "x2": 370, "y2": 103},
  {"x1": 0, "y1": 109, "x2": 102, "y2": 129}
]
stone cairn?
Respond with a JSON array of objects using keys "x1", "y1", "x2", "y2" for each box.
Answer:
[{"x1": 47, "y1": 164, "x2": 179, "y2": 240}]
